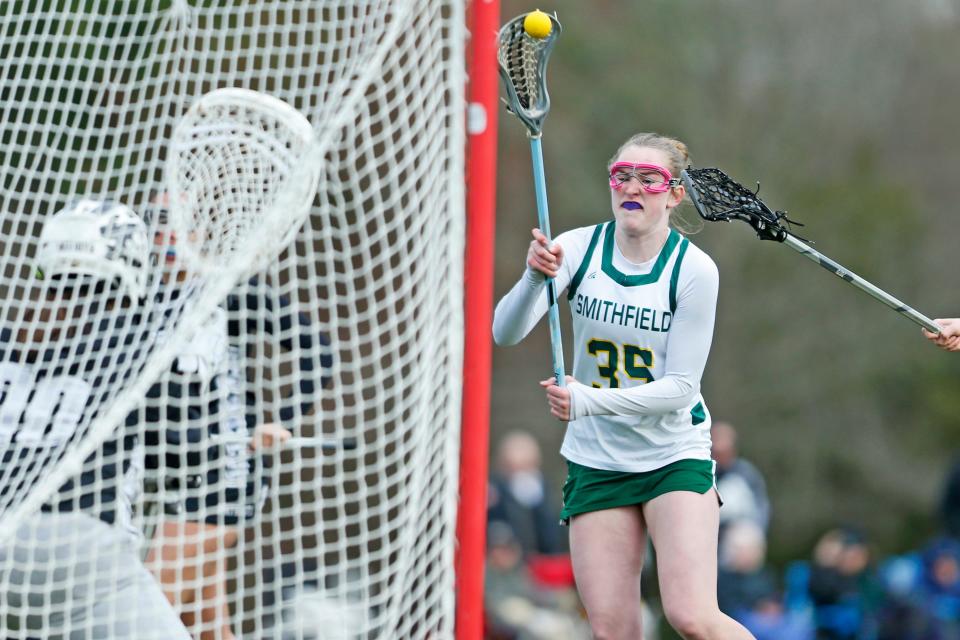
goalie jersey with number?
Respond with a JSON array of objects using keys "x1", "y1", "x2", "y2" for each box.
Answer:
[
  {"x1": 0, "y1": 310, "x2": 152, "y2": 531},
  {"x1": 494, "y1": 221, "x2": 719, "y2": 473}
]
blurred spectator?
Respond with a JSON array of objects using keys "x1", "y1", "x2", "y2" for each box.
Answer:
[
  {"x1": 914, "y1": 537, "x2": 960, "y2": 638},
  {"x1": 873, "y1": 537, "x2": 960, "y2": 640},
  {"x1": 483, "y1": 522, "x2": 586, "y2": 640},
  {"x1": 873, "y1": 552, "x2": 926, "y2": 640},
  {"x1": 718, "y1": 520, "x2": 779, "y2": 617},
  {"x1": 806, "y1": 527, "x2": 878, "y2": 639},
  {"x1": 712, "y1": 421, "x2": 771, "y2": 540},
  {"x1": 487, "y1": 431, "x2": 564, "y2": 556},
  {"x1": 919, "y1": 538, "x2": 960, "y2": 617},
  {"x1": 718, "y1": 520, "x2": 815, "y2": 640}
]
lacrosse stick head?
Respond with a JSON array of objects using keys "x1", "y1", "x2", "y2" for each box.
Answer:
[
  {"x1": 497, "y1": 11, "x2": 562, "y2": 137},
  {"x1": 681, "y1": 167, "x2": 799, "y2": 242},
  {"x1": 165, "y1": 88, "x2": 320, "y2": 277}
]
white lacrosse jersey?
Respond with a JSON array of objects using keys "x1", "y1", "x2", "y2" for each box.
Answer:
[{"x1": 493, "y1": 221, "x2": 720, "y2": 473}]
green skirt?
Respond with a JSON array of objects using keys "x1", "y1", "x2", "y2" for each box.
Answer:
[{"x1": 559, "y1": 458, "x2": 716, "y2": 524}]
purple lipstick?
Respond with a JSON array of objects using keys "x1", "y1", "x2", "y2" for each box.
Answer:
[{"x1": 622, "y1": 201, "x2": 642, "y2": 210}]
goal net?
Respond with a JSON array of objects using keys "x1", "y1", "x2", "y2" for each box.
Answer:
[{"x1": 0, "y1": 2, "x2": 467, "y2": 639}]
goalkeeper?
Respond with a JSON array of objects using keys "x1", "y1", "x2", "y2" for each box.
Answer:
[
  {"x1": 142, "y1": 204, "x2": 332, "y2": 640},
  {"x1": 493, "y1": 133, "x2": 755, "y2": 639},
  {"x1": 0, "y1": 200, "x2": 191, "y2": 639}
]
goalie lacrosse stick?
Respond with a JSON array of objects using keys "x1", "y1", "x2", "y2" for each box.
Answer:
[
  {"x1": 167, "y1": 87, "x2": 321, "y2": 277},
  {"x1": 0, "y1": 89, "x2": 322, "y2": 543},
  {"x1": 681, "y1": 167, "x2": 940, "y2": 334},
  {"x1": 498, "y1": 11, "x2": 567, "y2": 386}
]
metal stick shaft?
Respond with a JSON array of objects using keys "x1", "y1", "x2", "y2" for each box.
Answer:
[
  {"x1": 782, "y1": 235, "x2": 940, "y2": 333},
  {"x1": 211, "y1": 435, "x2": 358, "y2": 451},
  {"x1": 529, "y1": 136, "x2": 566, "y2": 386}
]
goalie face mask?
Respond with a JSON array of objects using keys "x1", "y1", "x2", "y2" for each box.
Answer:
[
  {"x1": 36, "y1": 199, "x2": 149, "y2": 301},
  {"x1": 609, "y1": 162, "x2": 681, "y2": 194}
]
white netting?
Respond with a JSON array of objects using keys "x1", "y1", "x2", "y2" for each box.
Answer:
[{"x1": 0, "y1": 2, "x2": 465, "y2": 639}]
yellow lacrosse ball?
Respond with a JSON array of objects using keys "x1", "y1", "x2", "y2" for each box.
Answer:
[{"x1": 523, "y1": 10, "x2": 552, "y2": 39}]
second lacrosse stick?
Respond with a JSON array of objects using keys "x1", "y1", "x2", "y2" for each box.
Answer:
[{"x1": 681, "y1": 166, "x2": 940, "y2": 333}]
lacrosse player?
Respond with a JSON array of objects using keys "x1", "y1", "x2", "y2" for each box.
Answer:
[
  {"x1": 0, "y1": 200, "x2": 191, "y2": 639},
  {"x1": 494, "y1": 133, "x2": 755, "y2": 639},
  {"x1": 141, "y1": 203, "x2": 332, "y2": 639},
  {"x1": 924, "y1": 318, "x2": 960, "y2": 352}
]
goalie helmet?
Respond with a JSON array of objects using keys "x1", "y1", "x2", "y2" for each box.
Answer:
[{"x1": 36, "y1": 199, "x2": 149, "y2": 300}]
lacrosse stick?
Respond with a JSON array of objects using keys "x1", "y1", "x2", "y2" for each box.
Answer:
[
  {"x1": 211, "y1": 434, "x2": 359, "y2": 452},
  {"x1": 498, "y1": 10, "x2": 567, "y2": 386},
  {"x1": 0, "y1": 89, "x2": 322, "y2": 543},
  {"x1": 167, "y1": 87, "x2": 321, "y2": 277},
  {"x1": 681, "y1": 167, "x2": 940, "y2": 333}
]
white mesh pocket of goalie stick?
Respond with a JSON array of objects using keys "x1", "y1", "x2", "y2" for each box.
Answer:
[{"x1": 167, "y1": 88, "x2": 320, "y2": 279}]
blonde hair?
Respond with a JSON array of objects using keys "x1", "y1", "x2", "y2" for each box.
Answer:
[
  {"x1": 608, "y1": 132, "x2": 700, "y2": 233},
  {"x1": 608, "y1": 132, "x2": 690, "y2": 176}
]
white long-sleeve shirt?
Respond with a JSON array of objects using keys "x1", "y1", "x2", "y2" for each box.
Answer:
[{"x1": 493, "y1": 222, "x2": 719, "y2": 472}]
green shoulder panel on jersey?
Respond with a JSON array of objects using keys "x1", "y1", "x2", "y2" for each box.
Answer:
[
  {"x1": 566, "y1": 223, "x2": 605, "y2": 301},
  {"x1": 668, "y1": 237, "x2": 690, "y2": 314},
  {"x1": 601, "y1": 224, "x2": 681, "y2": 286}
]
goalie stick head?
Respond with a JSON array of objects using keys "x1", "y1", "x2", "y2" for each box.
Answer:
[
  {"x1": 36, "y1": 199, "x2": 149, "y2": 300},
  {"x1": 680, "y1": 166, "x2": 804, "y2": 242},
  {"x1": 165, "y1": 88, "x2": 319, "y2": 277},
  {"x1": 497, "y1": 11, "x2": 562, "y2": 137}
]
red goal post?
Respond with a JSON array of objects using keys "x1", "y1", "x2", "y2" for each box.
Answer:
[{"x1": 458, "y1": 1, "x2": 501, "y2": 638}]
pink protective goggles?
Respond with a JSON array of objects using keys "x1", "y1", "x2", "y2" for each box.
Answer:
[{"x1": 608, "y1": 162, "x2": 681, "y2": 193}]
